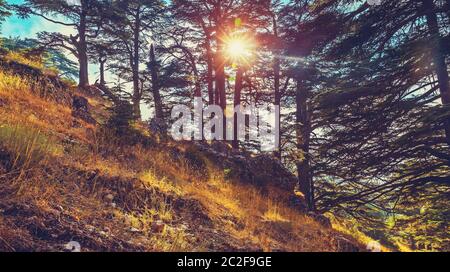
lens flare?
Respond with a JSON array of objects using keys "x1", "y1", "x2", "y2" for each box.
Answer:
[
  {"x1": 223, "y1": 35, "x2": 255, "y2": 65},
  {"x1": 227, "y1": 39, "x2": 248, "y2": 58}
]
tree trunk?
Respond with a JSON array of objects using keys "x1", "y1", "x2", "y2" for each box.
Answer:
[
  {"x1": 131, "y1": 6, "x2": 142, "y2": 120},
  {"x1": 423, "y1": 0, "x2": 450, "y2": 145},
  {"x1": 233, "y1": 66, "x2": 243, "y2": 149},
  {"x1": 78, "y1": 1, "x2": 89, "y2": 88},
  {"x1": 214, "y1": 50, "x2": 226, "y2": 109},
  {"x1": 149, "y1": 44, "x2": 164, "y2": 119},
  {"x1": 295, "y1": 78, "x2": 315, "y2": 211},
  {"x1": 99, "y1": 57, "x2": 106, "y2": 86},
  {"x1": 205, "y1": 32, "x2": 215, "y2": 105},
  {"x1": 273, "y1": 15, "x2": 281, "y2": 159},
  {"x1": 214, "y1": 3, "x2": 226, "y2": 139}
]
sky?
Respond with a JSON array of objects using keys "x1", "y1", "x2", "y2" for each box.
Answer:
[{"x1": 3, "y1": 0, "x2": 73, "y2": 38}]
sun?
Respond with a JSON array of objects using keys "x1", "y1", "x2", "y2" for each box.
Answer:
[
  {"x1": 227, "y1": 39, "x2": 248, "y2": 58},
  {"x1": 224, "y1": 35, "x2": 254, "y2": 63}
]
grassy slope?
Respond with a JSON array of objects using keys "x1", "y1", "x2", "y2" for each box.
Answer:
[{"x1": 0, "y1": 59, "x2": 367, "y2": 252}]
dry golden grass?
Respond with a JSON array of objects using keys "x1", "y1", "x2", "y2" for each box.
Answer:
[
  {"x1": 0, "y1": 71, "x2": 94, "y2": 143},
  {"x1": 329, "y1": 214, "x2": 393, "y2": 252},
  {"x1": 3, "y1": 52, "x2": 44, "y2": 70},
  {"x1": 0, "y1": 60, "x2": 357, "y2": 252}
]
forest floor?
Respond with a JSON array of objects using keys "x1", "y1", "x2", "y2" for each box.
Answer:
[{"x1": 0, "y1": 56, "x2": 369, "y2": 252}]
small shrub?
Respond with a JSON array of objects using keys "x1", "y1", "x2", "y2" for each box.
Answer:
[
  {"x1": 103, "y1": 100, "x2": 156, "y2": 147},
  {"x1": 106, "y1": 100, "x2": 135, "y2": 136}
]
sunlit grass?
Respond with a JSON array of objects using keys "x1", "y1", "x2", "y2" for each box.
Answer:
[
  {"x1": 0, "y1": 57, "x2": 357, "y2": 252},
  {"x1": 262, "y1": 200, "x2": 289, "y2": 222},
  {"x1": 328, "y1": 214, "x2": 392, "y2": 252},
  {"x1": 139, "y1": 170, "x2": 182, "y2": 195},
  {"x1": 0, "y1": 124, "x2": 61, "y2": 172},
  {"x1": 4, "y1": 51, "x2": 44, "y2": 70},
  {"x1": 0, "y1": 71, "x2": 31, "y2": 95}
]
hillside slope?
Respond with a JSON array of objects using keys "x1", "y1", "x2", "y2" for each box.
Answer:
[{"x1": 0, "y1": 55, "x2": 364, "y2": 252}]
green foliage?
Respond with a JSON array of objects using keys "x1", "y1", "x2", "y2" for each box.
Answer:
[
  {"x1": 0, "y1": 37, "x2": 78, "y2": 80},
  {"x1": 106, "y1": 100, "x2": 135, "y2": 137},
  {"x1": 103, "y1": 99, "x2": 156, "y2": 147},
  {"x1": 0, "y1": 0, "x2": 11, "y2": 29},
  {"x1": 303, "y1": 0, "x2": 450, "y2": 251}
]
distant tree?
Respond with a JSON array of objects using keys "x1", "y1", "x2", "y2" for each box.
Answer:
[
  {"x1": 101, "y1": 0, "x2": 165, "y2": 120},
  {"x1": 0, "y1": 36, "x2": 78, "y2": 79},
  {"x1": 13, "y1": 0, "x2": 106, "y2": 88}
]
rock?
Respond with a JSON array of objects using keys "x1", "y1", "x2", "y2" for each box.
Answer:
[
  {"x1": 72, "y1": 95, "x2": 96, "y2": 125},
  {"x1": 104, "y1": 194, "x2": 114, "y2": 202},
  {"x1": 64, "y1": 241, "x2": 81, "y2": 252},
  {"x1": 367, "y1": 241, "x2": 382, "y2": 252},
  {"x1": 184, "y1": 143, "x2": 298, "y2": 193},
  {"x1": 0, "y1": 57, "x2": 71, "y2": 105},
  {"x1": 247, "y1": 155, "x2": 297, "y2": 190},
  {"x1": 308, "y1": 212, "x2": 332, "y2": 228},
  {"x1": 151, "y1": 220, "x2": 165, "y2": 233},
  {"x1": 211, "y1": 141, "x2": 232, "y2": 155},
  {"x1": 129, "y1": 227, "x2": 141, "y2": 233},
  {"x1": 335, "y1": 237, "x2": 360, "y2": 252},
  {"x1": 86, "y1": 225, "x2": 95, "y2": 232}
]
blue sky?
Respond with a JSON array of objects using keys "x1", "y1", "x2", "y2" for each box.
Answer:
[{"x1": 2, "y1": 0, "x2": 62, "y2": 38}]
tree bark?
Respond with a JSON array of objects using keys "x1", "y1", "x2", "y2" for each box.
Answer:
[
  {"x1": 233, "y1": 66, "x2": 243, "y2": 149},
  {"x1": 273, "y1": 15, "x2": 281, "y2": 159},
  {"x1": 295, "y1": 78, "x2": 315, "y2": 211},
  {"x1": 423, "y1": 0, "x2": 450, "y2": 145},
  {"x1": 205, "y1": 30, "x2": 215, "y2": 105},
  {"x1": 214, "y1": 3, "x2": 226, "y2": 139},
  {"x1": 149, "y1": 44, "x2": 164, "y2": 120},
  {"x1": 99, "y1": 56, "x2": 106, "y2": 86},
  {"x1": 77, "y1": 1, "x2": 89, "y2": 88},
  {"x1": 131, "y1": 6, "x2": 142, "y2": 120}
]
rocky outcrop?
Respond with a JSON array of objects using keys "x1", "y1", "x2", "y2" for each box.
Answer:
[
  {"x1": 189, "y1": 141, "x2": 297, "y2": 191},
  {"x1": 308, "y1": 212, "x2": 332, "y2": 228},
  {"x1": 0, "y1": 57, "x2": 71, "y2": 105},
  {"x1": 72, "y1": 95, "x2": 96, "y2": 125},
  {"x1": 334, "y1": 236, "x2": 361, "y2": 252}
]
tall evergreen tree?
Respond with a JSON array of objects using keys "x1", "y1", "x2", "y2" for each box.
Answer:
[{"x1": 14, "y1": 0, "x2": 105, "y2": 87}]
